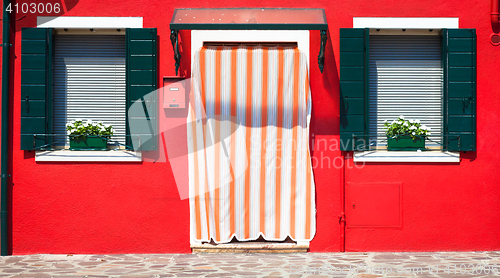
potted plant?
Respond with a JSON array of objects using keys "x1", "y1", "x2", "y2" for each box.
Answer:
[
  {"x1": 66, "y1": 119, "x2": 114, "y2": 150},
  {"x1": 384, "y1": 116, "x2": 430, "y2": 151}
]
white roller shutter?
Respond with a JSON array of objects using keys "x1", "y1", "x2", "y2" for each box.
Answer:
[
  {"x1": 53, "y1": 35, "x2": 126, "y2": 146},
  {"x1": 369, "y1": 35, "x2": 443, "y2": 146}
]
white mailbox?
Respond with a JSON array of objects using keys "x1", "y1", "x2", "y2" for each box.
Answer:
[{"x1": 163, "y1": 77, "x2": 186, "y2": 109}]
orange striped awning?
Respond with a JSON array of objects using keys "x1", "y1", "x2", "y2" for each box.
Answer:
[{"x1": 188, "y1": 46, "x2": 315, "y2": 244}]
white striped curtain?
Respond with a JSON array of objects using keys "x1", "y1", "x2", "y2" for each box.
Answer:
[{"x1": 188, "y1": 46, "x2": 315, "y2": 244}]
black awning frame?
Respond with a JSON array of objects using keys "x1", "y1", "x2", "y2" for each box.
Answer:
[{"x1": 169, "y1": 8, "x2": 328, "y2": 74}]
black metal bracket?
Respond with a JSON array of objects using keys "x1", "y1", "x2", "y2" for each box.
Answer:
[
  {"x1": 25, "y1": 96, "x2": 29, "y2": 113},
  {"x1": 462, "y1": 96, "x2": 473, "y2": 112},
  {"x1": 338, "y1": 212, "x2": 346, "y2": 224},
  {"x1": 318, "y1": 30, "x2": 327, "y2": 73},
  {"x1": 170, "y1": 29, "x2": 181, "y2": 75}
]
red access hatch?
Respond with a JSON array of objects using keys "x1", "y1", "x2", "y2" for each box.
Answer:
[{"x1": 347, "y1": 182, "x2": 402, "y2": 228}]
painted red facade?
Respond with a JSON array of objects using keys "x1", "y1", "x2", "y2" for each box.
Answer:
[{"x1": 2, "y1": 0, "x2": 500, "y2": 254}]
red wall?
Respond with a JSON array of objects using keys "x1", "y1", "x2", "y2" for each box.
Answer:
[{"x1": 7, "y1": 0, "x2": 500, "y2": 254}]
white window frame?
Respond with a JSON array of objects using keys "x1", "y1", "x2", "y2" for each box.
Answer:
[
  {"x1": 37, "y1": 16, "x2": 143, "y2": 28},
  {"x1": 34, "y1": 17, "x2": 143, "y2": 162},
  {"x1": 191, "y1": 30, "x2": 310, "y2": 73},
  {"x1": 352, "y1": 17, "x2": 460, "y2": 163},
  {"x1": 353, "y1": 17, "x2": 458, "y2": 29}
]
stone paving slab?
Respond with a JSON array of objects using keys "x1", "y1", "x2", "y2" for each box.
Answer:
[{"x1": 1, "y1": 252, "x2": 500, "y2": 277}]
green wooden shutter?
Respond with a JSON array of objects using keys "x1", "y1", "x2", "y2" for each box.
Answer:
[
  {"x1": 20, "y1": 28, "x2": 53, "y2": 150},
  {"x1": 443, "y1": 29, "x2": 476, "y2": 151},
  {"x1": 339, "y1": 28, "x2": 369, "y2": 151},
  {"x1": 126, "y1": 28, "x2": 158, "y2": 151}
]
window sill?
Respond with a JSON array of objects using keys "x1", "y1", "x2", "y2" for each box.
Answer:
[
  {"x1": 353, "y1": 150, "x2": 460, "y2": 163},
  {"x1": 35, "y1": 150, "x2": 142, "y2": 162}
]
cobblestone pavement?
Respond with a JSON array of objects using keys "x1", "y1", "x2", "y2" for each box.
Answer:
[{"x1": 1, "y1": 252, "x2": 500, "y2": 277}]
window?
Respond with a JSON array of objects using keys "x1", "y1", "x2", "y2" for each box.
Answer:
[
  {"x1": 20, "y1": 27, "x2": 158, "y2": 152},
  {"x1": 369, "y1": 33, "x2": 443, "y2": 148},
  {"x1": 53, "y1": 34, "x2": 126, "y2": 147},
  {"x1": 339, "y1": 28, "x2": 476, "y2": 152}
]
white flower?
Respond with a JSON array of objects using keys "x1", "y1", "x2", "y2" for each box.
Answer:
[
  {"x1": 75, "y1": 118, "x2": 82, "y2": 122},
  {"x1": 412, "y1": 132, "x2": 416, "y2": 135},
  {"x1": 399, "y1": 115, "x2": 405, "y2": 119},
  {"x1": 415, "y1": 119, "x2": 420, "y2": 124},
  {"x1": 428, "y1": 132, "x2": 432, "y2": 135},
  {"x1": 104, "y1": 124, "x2": 111, "y2": 128},
  {"x1": 409, "y1": 119, "x2": 414, "y2": 123},
  {"x1": 421, "y1": 125, "x2": 428, "y2": 130},
  {"x1": 66, "y1": 130, "x2": 71, "y2": 135},
  {"x1": 403, "y1": 122, "x2": 409, "y2": 126},
  {"x1": 410, "y1": 126, "x2": 417, "y2": 130}
]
